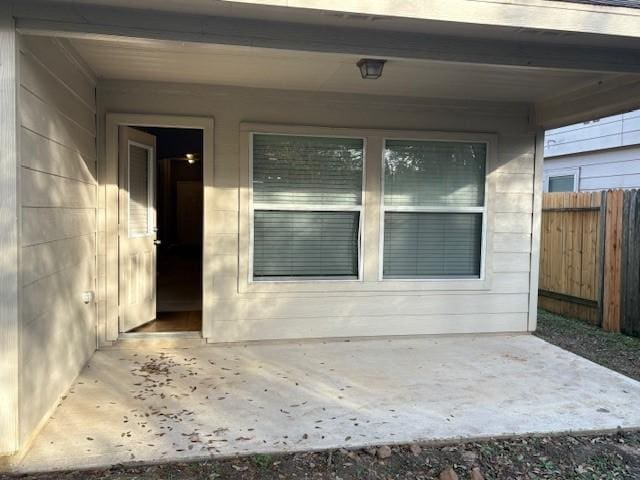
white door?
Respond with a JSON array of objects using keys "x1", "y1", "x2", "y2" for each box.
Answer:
[{"x1": 118, "y1": 127, "x2": 157, "y2": 332}]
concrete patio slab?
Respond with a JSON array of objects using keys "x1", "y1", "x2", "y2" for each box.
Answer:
[{"x1": 11, "y1": 334, "x2": 640, "y2": 473}]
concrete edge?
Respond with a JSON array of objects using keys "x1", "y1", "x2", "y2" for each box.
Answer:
[{"x1": 6, "y1": 426, "x2": 639, "y2": 476}]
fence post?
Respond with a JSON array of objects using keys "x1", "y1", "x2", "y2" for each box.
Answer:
[
  {"x1": 621, "y1": 189, "x2": 640, "y2": 336},
  {"x1": 602, "y1": 190, "x2": 623, "y2": 333},
  {"x1": 596, "y1": 191, "x2": 607, "y2": 326}
]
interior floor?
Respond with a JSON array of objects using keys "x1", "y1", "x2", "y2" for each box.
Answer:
[
  {"x1": 131, "y1": 310, "x2": 202, "y2": 333},
  {"x1": 128, "y1": 246, "x2": 203, "y2": 333},
  {"x1": 157, "y1": 246, "x2": 202, "y2": 313}
]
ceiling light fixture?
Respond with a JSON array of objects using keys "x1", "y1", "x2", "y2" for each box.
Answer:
[{"x1": 356, "y1": 58, "x2": 386, "y2": 79}]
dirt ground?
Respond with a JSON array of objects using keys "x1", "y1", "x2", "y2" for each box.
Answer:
[
  {"x1": 3, "y1": 311, "x2": 640, "y2": 480},
  {"x1": 534, "y1": 309, "x2": 640, "y2": 382},
  {"x1": 3, "y1": 431, "x2": 640, "y2": 480}
]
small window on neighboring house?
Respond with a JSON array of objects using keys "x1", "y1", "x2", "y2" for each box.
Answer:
[
  {"x1": 548, "y1": 175, "x2": 575, "y2": 192},
  {"x1": 251, "y1": 134, "x2": 364, "y2": 280},
  {"x1": 382, "y1": 139, "x2": 487, "y2": 279}
]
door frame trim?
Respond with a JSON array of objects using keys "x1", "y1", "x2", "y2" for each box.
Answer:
[{"x1": 104, "y1": 113, "x2": 214, "y2": 342}]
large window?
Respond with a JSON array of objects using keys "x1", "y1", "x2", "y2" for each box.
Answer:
[
  {"x1": 251, "y1": 134, "x2": 364, "y2": 280},
  {"x1": 382, "y1": 139, "x2": 487, "y2": 279}
]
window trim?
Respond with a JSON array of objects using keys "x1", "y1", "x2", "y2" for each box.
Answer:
[
  {"x1": 238, "y1": 123, "x2": 496, "y2": 294},
  {"x1": 379, "y1": 136, "x2": 490, "y2": 282},
  {"x1": 248, "y1": 131, "x2": 367, "y2": 283},
  {"x1": 544, "y1": 168, "x2": 579, "y2": 192}
]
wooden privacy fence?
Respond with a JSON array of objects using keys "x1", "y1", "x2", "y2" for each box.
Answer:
[
  {"x1": 538, "y1": 189, "x2": 640, "y2": 336},
  {"x1": 539, "y1": 192, "x2": 604, "y2": 325}
]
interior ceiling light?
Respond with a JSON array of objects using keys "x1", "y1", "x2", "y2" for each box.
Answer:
[
  {"x1": 357, "y1": 58, "x2": 386, "y2": 79},
  {"x1": 160, "y1": 153, "x2": 200, "y2": 164}
]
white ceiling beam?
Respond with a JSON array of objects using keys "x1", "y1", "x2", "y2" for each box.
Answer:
[
  {"x1": 229, "y1": 0, "x2": 640, "y2": 39},
  {"x1": 12, "y1": 1, "x2": 640, "y2": 74},
  {"x1": 534, "y1": 75, "x2": 640, "y2": 128},
  {"x1": 14, "y1": 0, "x2": 640, "y2": 40}
]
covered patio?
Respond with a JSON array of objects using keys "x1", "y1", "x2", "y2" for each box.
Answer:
[
  {"x1": 13, "y1": 334, "x2": 640, "y2": 473},
  {"x1": 4, "y1": 0, "x2": 640, "y2": 467}
]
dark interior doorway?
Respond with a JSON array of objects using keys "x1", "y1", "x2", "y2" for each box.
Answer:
[{"x1": 131, "y1": 127, "x2": 203, "y2": 333}]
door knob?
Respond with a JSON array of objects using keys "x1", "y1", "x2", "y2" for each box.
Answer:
[{"x1": 153, "y1": 240, "x2": 162, "y2": 245}]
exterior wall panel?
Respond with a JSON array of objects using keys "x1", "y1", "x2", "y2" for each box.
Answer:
[
  {"x1": 97, "y1": 80, "x2": 536, "y2": 343},
  {"x1": 17, "y1": 35, "x2": 97, "y2": 448},
  {"x1": 0, "y1": 4, "x2": 19, "y2": 455}
]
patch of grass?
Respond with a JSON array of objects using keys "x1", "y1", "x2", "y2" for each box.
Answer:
[
  {"x1": 574, "y1": 452, "x2": 628, "y2": 480},
  {"x1": 538, "y1": 456, "x2": 557, "y2": 471},
  {"x1": 479, "y1": 443, "x2": 496, "y2": 457},
  {"x1": 252, "y1": 453, "x2": 272, "y2": 470},
  {"x1": 537, "y1": 310, "x2": 640, "y2": 347}
]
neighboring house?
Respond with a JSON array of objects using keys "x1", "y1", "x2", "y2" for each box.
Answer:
[
  {"x1": 544, "y1": 109, "x2": 640, "y2": 192},
  {"x1": 2, "y1": 0, "x2": 640, "y2": 460}
]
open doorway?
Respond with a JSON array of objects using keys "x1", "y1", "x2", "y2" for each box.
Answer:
[{"x1": 120, "y1": 126, "x2": 204, "y2": 334}]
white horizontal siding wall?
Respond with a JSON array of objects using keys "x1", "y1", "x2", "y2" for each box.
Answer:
[
  {"x1": 18, "y1": 36, "x2": 97, "y2": 447},
  {"x1": 545, "y1": 144, "x2": 640, "y2": 191},
  {"x1": 545, "y1": 109, "x2": 640, "y2": 158},
  {"x1": 97, "y1": 80, "x2": 535, "y2": 343}
]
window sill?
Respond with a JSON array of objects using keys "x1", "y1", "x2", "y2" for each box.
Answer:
[
  {"x1": 238, "y1": 277, "x2": 492, "y2": 294},
  {"x1": 252, "y1": 276, "x2": 360, "y2": 282}
]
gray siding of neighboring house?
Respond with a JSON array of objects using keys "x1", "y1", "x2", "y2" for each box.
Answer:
[
  {"x1": 17, "y1": 35, "x2": 97, "y2": 448},
  {"x1": 544, "y1": 110, "x2": 640, "y2": 192},
  {"x1": 545, "y1": 145, "x2": 640, "y2": 192}
]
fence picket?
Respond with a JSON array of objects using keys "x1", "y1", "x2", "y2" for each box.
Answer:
[
  {"x1": 603, "y1": 190, "x2": 623, "y2": 333},
  {"x1": 622, "y1": 190, "x2": 640, "y2": 336}
]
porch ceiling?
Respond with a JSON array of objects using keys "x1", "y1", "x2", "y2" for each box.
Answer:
[
  {"x1": 10, "y1": 334, "x2": 640, "y2": 473},
  {"x1": 69, "y1": 37, "x2": 618, "y2": 104}
]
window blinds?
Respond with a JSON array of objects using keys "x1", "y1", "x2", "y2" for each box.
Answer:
[
  {"x1": 384, "y1": 140, "x2": 486, "y2": 207},
  {"x1": 252, "y1": 134, "x2": 363, "y2": 279},
  {"x1": 383, "y1": 139, "x2": 486, "y2": 279},
  {"x1": 383, "y1": 212, "x2": 483, "y2": 278},
  {"x1": 253, "y1": 211, "x2": 360, "y2": 278},
  {"x1": 253, "y1": 135, "x2": 363, "y2": 206},
  {"x1": 128, "y1": 144, "x2": 151, "y2": 237}
]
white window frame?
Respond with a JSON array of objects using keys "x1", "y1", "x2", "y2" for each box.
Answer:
[
  {"x1": 379, "y1": 137, "x2": 489, "y2": 282},
  {"x1": 238, "y1": 124, "x2": 496, "y2": 294},
  {"x1": 544, "y1": 167, "x2": 579, "y2": 192},
  {"x1": 248, "y1": 131, "x2": 366, "y2": 283},
  {"x1": 127, "y1": 139, "x2": 155, "y2": 238}
]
